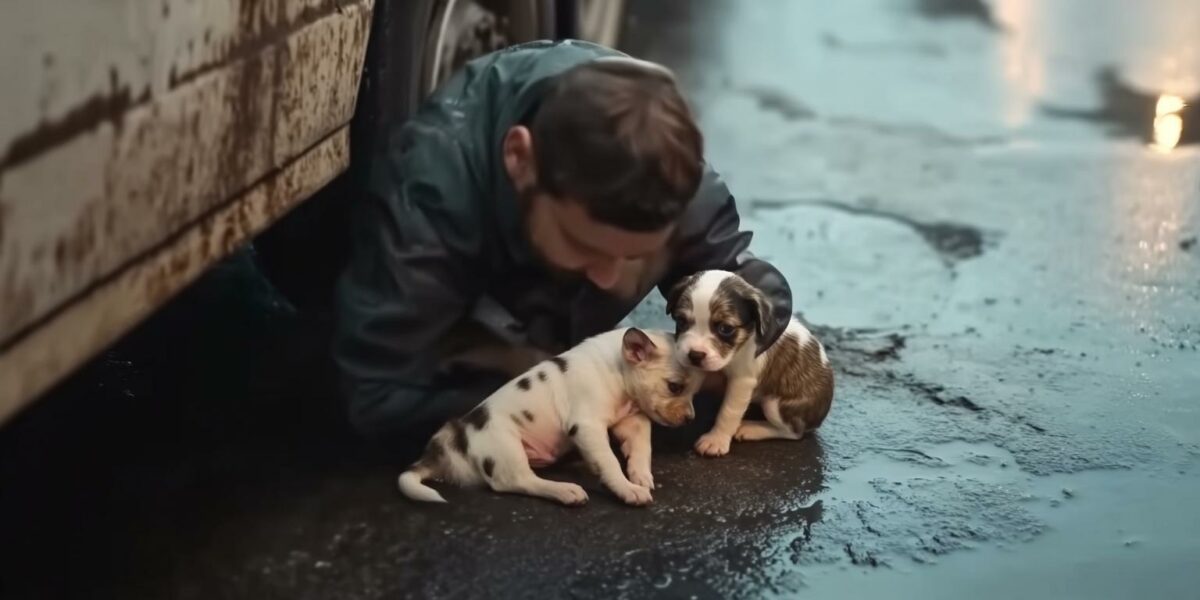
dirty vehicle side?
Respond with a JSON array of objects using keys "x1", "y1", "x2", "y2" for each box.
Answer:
[{"x1": 0, "y1": 0, "x2": 625, "y2": 425}]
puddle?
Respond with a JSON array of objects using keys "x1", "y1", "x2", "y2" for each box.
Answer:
[
  {"x1": 825, "y1": 441, "x2": 1027, "y2": 501},
  {"x1": 802, "y1": 459, "x2": 1200, "y2": 599}
]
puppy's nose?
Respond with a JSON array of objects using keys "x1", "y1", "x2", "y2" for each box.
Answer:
[{"x1": 687, "y1": 350, "x2": 707, "y2": 366}]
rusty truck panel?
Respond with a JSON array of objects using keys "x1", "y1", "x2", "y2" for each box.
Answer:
[{"x1": 0, "y1": 0, "x2": 375, "y2": 423}]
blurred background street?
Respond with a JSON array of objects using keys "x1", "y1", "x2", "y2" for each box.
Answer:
[{"x1": 2, "y1": 0, "x2": 1198, "y2": 598}]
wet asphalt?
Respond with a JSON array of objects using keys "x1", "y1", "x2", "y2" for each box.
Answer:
[{"x1": 3, "y1": 0, "x2": 1199, "y2": 598}]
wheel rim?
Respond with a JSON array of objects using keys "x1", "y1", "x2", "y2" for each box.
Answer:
[
  {"x1": 424, "y1": 1, "x2": 540, "y2": 97},
  {"x1": 577, "y1": 0, "x2": 624, "y2": 48},
  {"x1": 428, "y1": 0, "x2": 460, "y2": 93}
]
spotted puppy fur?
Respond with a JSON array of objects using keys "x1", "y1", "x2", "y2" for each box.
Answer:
[
  {"x1": 398, "y1": 328, "x2": 703, "y2": 506},
  {"x1": 668, "y1": 270, "x2": 835, "y2": 456}
]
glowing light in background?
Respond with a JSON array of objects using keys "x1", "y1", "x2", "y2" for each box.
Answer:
[
  {"x1": 1152, "y1": 93, "x2": 1186, "y2": 152},
  {"x1": 992, "y1": 0, "x2": 1045, "y2": 127}
]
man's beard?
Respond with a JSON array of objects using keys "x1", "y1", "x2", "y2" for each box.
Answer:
[{"x1": 518, "y1": 187, "x2": 586, "y2": 285}]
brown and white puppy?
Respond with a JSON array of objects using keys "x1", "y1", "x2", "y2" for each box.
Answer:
[
  {"x1": 667, "y1": 270, "x2": 834, "y2": 457},
  {"x1": 398, "y1": 328, "x2": 703, "y2": 506}
]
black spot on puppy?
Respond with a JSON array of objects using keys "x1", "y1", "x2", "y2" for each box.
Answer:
[
  {"x1": 568, "y1": 424, "x2": 578, "y2": 437},
  {"x1": 517, "y1": 377, "x2": 532, "y2": 391},
  {"x1": 522, "y1": 410, "x2": 535, "y2": 423},
  {"x1": 550, "y1": 356, "x2": 568, "y2": 372},
  {"x1": 463, "y1": 406, "x2": 489, "y2": 430},
  {"x1": 482, "y1": 457, "x2": 495, "y2": 478},
  {"x1": 537, "y1": 370, "x2": 548, "y2": 382},
  {"x1": 449, "y1": 420, "x2": 468, "y2": 454}
]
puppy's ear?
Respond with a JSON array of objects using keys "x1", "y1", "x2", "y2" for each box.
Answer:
[
  {"x1": 750, "y1": 288, "x2": 773, "y2": 341},
  {"x1": 622, "y1": 328, "x2": 658, "y2": 364},
  {"x1": 664, "y1": 274, "x2": 698, "y2": 315}
]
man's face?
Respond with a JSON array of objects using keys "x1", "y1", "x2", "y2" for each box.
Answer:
[
  {"x1": 522, "y1": 189, "x2": 673, "y2": 291},
  {"x1": 504, "y1": 125, "x2": 674, "y2": 291}
]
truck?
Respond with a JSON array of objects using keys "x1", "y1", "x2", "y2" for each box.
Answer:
[{"x1": 0, "y1": 0, "x2": 625, "y2": 425}]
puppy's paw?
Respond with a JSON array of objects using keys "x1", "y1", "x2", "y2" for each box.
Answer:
[
  {"x1": 614, "y1": 483, "x2": 654, "y2": 506},
  {"x1": 627, "y1": 467, "x2": 655, "y2": 490},
  {"x1": 552, "y1": 483, "x2": 589, "y2": 507},
  {"x1": 695, "y1": 432, "x2": 732, "y2": 457},
  {"x1": 734, "y1": 421, "x2": 776, "y2": 441}
]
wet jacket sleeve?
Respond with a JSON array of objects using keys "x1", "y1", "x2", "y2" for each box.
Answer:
[
  {"x1": 333, "y1": 180, "x2": 493, "y2": 443},
  {"x1": 659, "y1": 165, "x2": 794, "y2": 351}
]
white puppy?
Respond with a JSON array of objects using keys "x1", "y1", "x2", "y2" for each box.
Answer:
[
  {"x1": 667, "y1": 270, "x2": 835, "y2": 457},
  {"x1": 398, "y1": 328, "x2": 703, "y2": 506}
]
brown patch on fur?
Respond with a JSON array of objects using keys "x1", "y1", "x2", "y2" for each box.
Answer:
[
  {"x1": 537, "y1": 370, "x2": 548, "y2": 382},
  {"x1": 550, "y1": 357, "x2": 569, "y2": 372},
  {"x1": 666, "y1": 273, "x2": 700, "y2": 316},
  {"x1": 510, "y1": 414, "x2": 524, "y2": 427},
  {"x1": 517, "y1": 377, "x2": 532, "y2": 391},
  {"x1": 568, "y1": 424, "x2": 578, "y2": 437},
  {"x1": 660, "y1": 399, "x2": 692, "y2": 425},
  {"x1": 696, "y1": 275, "x2": 773, "y2": 358},
  {"x1": 761, "y1": 333, "x2": 835, "y2": 432},
  {"x1": 522, "y1": 410, "x2": 535, "y2": 423},
  {"x1": 426, "y1": 437, "x2": 447, "y2": 460},
  {"x1": 700, "y1": 279, "x2": 758, "y2": 357},
  {"x1": 482, "y1": 457, "x2": 495, "y2": 478},
  {"x1": 620, "y1": 330, "x2": 705, "y2": 426},
  {"x1": 666, "y1": 274, "x2": 700, "y2": 338},
  {"x1": 417, "y1": 437, "x2": 447, "y2": 471}
]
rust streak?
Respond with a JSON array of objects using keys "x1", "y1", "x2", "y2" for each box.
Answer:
[
  {"x1": 168, "y1": 0, "x2": 356, "y2": 90},
  {"x1": 0, "y1": 82, "x2": 150, "y2": 172},
  {"x1": 2, "y1": 0, "x2": 366, "y2": 172}
]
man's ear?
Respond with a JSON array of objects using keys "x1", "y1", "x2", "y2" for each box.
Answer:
[
  {"x1": 502, "y1": 125, "x2": 536, "y2": 190},
  {"x1": 664, "y1": 274, "x2": 698, "y2": 315},
  {"x1": 622, "y1": 328, "x2": 658, "y2": 364}
]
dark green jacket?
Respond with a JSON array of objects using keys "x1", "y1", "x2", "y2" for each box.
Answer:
[{"x1": 334, "y1": 40, "x2": 792, "y2": 441}]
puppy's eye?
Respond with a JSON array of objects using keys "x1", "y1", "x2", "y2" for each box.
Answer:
[
  {"x1": 715, "y1": 322, "x2": 736, "y2": 338},
  {"x1": 673, "y1": 315, "x2": 690, "y2": 332},
  {"x1": 667, "y1": 381, "x2": 685, "y2": 395}
]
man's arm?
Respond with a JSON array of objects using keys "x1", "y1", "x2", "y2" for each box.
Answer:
[
  {"x1": 659, "y1": 165, "x2": 794, "y2": 350},
  {"x1": 333, "y1": 177, "x2": 495, "y2": 444}
]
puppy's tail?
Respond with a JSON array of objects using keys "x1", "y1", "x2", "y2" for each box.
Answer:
[{"x1": 398, "y1": 464, "x2": 447, "y2": 503}]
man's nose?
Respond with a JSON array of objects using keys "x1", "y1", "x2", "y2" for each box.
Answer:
[
  {"x1": 687, "y1": 350, "x2": 707, "y2": 366},
  {"x1": 586, "y1": 259, "x2": 622, "y2": 290}
]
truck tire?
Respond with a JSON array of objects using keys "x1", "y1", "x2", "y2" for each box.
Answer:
[{"x1": 255, "y1": 0, "x2": 561, "y2": 312}]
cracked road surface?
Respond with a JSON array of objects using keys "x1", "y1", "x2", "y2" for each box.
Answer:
[{"x1": 3, "y1": 0, "x2": 1199, "y2": 598}]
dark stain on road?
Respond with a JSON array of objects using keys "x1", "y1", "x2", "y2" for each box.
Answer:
[
  {"x1": 752, "y1": 198, "x2": 990, "y2": 263},
  {"x1": 913, "y1": 0, "x2": 1003, "y2": 30},
  {"x1": 742, "y1": 86, "x2": 816, "y2": 121}
]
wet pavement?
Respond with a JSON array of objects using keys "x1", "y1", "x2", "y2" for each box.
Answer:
[{"x1": 3, "y1": 0, "x2": 1200, "y2": 598}]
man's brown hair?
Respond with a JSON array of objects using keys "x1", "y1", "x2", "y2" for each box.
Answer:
[{"x1": 530, "y1": 59, "x2": 704, "y2": 232}]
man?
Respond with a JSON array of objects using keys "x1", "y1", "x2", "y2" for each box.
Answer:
[{"x1": 334, "y1": 40, "x2": 792, "y2": 445}]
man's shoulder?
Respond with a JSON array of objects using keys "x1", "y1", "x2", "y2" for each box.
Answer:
[
  {"x1": 491, "y1": 39, "x2": 626, "y2": 78},
  {"x1": 677, "y1": 164, "x2": 738, "y2": 230}
]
